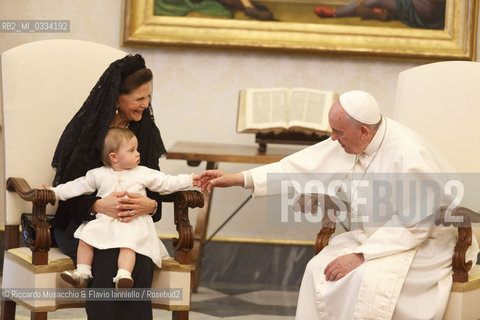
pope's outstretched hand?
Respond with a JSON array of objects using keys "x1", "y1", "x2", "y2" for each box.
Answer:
[{"x1": 194, "y1": 170, "x2": 244, "y2": 192}]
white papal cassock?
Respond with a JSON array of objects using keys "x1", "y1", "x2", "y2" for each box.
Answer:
[{"x1": 245, "y1": 117, "x2": 478, "y2": 320}]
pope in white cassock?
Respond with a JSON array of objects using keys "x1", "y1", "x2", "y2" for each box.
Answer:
[{"x1": 196, "y1": 90, "x2": 478, "y2": 320}]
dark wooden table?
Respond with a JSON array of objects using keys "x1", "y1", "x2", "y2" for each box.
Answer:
[{"x1": 166, "y1": 141, "x2": 303, "y2": 292}]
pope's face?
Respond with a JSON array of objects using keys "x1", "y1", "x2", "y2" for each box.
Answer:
[
  {"x1": 328, "y1": 101, "x2": 366, "y2": 155},
  {"x1": 117, "y1": 82, "x2": 151, "y2": 122}
]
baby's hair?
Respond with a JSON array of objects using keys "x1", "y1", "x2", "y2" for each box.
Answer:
[{"x1": 102, "y1": 127, "x2": 136, "y2": 166}]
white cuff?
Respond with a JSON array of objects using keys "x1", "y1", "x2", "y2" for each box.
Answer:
[{"x1": 242, "y1": 171, "x2": 253, "y2": 189}]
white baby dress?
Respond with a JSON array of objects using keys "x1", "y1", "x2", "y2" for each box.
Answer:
[{"x1": 53, "y1": 166, "x2": 193, "y2": 267}]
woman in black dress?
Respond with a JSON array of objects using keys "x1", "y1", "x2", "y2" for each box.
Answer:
[{"x1": 52, "y1": 54, "x2": 166, "y2": 320}]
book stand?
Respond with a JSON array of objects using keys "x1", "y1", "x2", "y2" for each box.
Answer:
[
  {"x1": 255, "y1": 130, "x2": 329, "y2": 153},
  {"x1": 166, "y1": 141, "x2": 302, "y2": 292}
]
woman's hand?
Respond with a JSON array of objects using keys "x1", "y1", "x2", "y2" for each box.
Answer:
[
  {"x1": 92, "y1": 191, "x2": 126, "y2": 219},
  {"x1": 116, "y1": 192, "x2": 156, "y2": 223},
  {"x1": 92, "y1": 192, "x2": 155, "y2": 222}
]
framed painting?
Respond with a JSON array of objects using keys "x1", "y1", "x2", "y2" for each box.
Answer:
[{"x1": 123, "y1": 0, "x2": 478, "y2": 61}]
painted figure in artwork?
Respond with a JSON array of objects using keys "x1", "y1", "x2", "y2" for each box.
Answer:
[{"x1": 314, "y1": 0, "x2": 445, "y2": 29}]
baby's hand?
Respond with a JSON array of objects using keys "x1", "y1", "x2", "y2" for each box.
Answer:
[
  {"x1": 192, "y1": 174, "x2": 211, "y2": 189},
  {"x1": 192, "y1": 172, "x2": 217, "y2": 191},
  {"x1": 42, "y1": 184, "x2": 51, "y2": 190},
  {"x1": 192, "y1": 174, "x2": 201, "y2": 187}
]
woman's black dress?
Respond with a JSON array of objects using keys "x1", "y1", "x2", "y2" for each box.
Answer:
[{"x1": 51, "y1": 55, "x2": 167, "y2": 320}]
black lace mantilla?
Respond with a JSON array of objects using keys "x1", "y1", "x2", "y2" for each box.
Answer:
[{"x1": 51, "y1": 54, "x2": 167, "y2": 186}]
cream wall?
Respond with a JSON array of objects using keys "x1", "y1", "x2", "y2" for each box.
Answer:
[{"x1": 1, "y1": 0, "x2": 479, "y2": 243}]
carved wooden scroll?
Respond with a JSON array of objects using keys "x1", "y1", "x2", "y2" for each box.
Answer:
[
  {"x1": 298, "y1": 196, "x2": 480, "y2": 284},
  {"x1": 6, "y1": 177, "x2": 56, "y2": 265},
  {"x1": 161, "y1": 191, "x2": 204, "y2": 264},
  {"x1": 294, "y1": 193, "x2": 349, "y2": 254},
  {"x1": 435, "y1": 206, "x2": 480, "y2": 283}
]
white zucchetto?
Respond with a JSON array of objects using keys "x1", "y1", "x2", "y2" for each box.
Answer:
[{"x1": 339, "y1": 90, "x2": 381, "y2": 125}]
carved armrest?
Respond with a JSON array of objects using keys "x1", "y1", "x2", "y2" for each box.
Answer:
[
  {"x1": 295, "y1": 193, "x2": 350, "y2": 255},
  {"x1": 435, "y1": 205, "x2": 480, "y2": 282},
  {"x1": 159, "y1": 191, "x2": 204, "y2": 264},
  {"x1": 6, "y1": 177, "x2": 56, "y2": 265}
]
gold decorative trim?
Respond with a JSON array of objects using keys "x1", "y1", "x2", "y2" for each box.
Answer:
[
  {"x1": 12, "y1": 297, "x2": 86, "y2": 312},
  {"x1": 158, "y1": 257, "x2": 191, "y2": 272},
  {"x1": 123, "y1": 0, "x2": 478, "y2": 61},
  {"x1": 159, "y1": 233, "x2": 315, "y2": 246},
  {"x1": 8, "y1": 298, "x2": 58, "y2": 313},
  {"x1": 152, "y1": 303, "x2": 190, "y2": 310},
  {"x1": 10, "y1": 290, "x2": 188, "y2": 312},
  {"x1": 5, "y1": 249, "x2": 75, "y2": 274},
  {"x1": 7, "y1": 248, "x2": 190, "y2": 273},
  {"x1": 55, "y1": 301, "x2": 86, "y2": 309}
]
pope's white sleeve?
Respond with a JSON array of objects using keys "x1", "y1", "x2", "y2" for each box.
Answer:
[
  {"x1": 248, "y1": 162, "x2": 291, "y2": 198},
  {"x1": 248, "y1": 139, "x2": 354, "y2": 199},
  {"x1": 353, "y1": 218, "x2": 432, "y2": 261}
]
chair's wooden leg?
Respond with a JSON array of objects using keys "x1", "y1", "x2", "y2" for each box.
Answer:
[
  {"x1": 2, "y1": 227, "x2": 19, "y2": 320},
  {"x1": 0, "y1": 299, "x2": 16, "y2": 320},
  {"x1": 191, "y1": 161, "x2": 217, "y2": 293},
  {"x1": 172, "y1": 311, "x2": 188, "y2": 320},
  {"x1": 4, "y1": 225, "x2": 20, "y2": 249},
  {"x1": 30, "y1": 312, "x2": 47, "y2": 320}
]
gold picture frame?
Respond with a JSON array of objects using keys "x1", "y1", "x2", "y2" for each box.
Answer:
[{"x1": 123, "y1": 0, "x2": 478, "y2": 61}]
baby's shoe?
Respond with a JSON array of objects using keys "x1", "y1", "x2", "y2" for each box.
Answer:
[
  {"x1": 115, "y1": 275, "x2": 134, "y2": 289},
  {"x1": 60, "y1": 270, "x2": 90, "y2": 288},
  {"x1": 113, "y1": 269, "x2": 134, "y2": 289}
]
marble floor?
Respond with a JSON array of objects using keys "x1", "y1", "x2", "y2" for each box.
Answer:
[{"x1": 6, "y1": 282, "x2": 298, "y2": 319}]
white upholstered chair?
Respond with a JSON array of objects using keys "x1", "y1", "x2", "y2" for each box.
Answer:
[
  {"x1": 393, "y1": 61, "x2": 480, "y2": 320},
  {"x1": 0, "y1": 39, "x2": 202, "y2": 320}
]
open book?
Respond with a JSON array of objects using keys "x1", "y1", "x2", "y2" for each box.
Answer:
[{"x1": 237, "y1": 88, "x2": 337, "y2": 134}]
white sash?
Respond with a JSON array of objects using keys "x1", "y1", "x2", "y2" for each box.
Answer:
[{"x1": 353, "y1": 249, "x2": 417, "y2": 320}]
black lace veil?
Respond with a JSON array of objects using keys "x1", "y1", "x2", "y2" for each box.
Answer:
[{"x1": 51, "y1": 54, "x2": 167, "y2": 186}]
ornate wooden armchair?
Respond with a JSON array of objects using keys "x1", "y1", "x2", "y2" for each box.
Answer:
[
  {"x1": 300, "y1": 61, "x2": 480, "y2": 320},
  {"x1": 0, "y1": 40, "x2": 203, "y2": 320}
]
